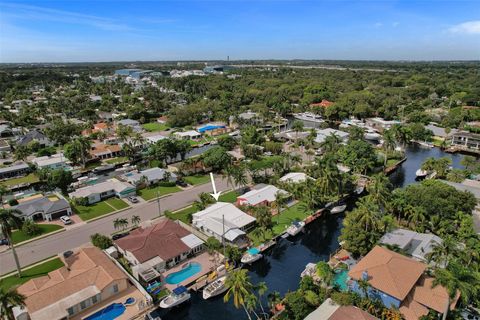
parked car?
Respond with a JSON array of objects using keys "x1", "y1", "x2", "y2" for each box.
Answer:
[
  {"x1": 0, "y1": 238, "x2": 9, "y2": 246},
  {"x1": 60, "y1": 215, "x2": 72, "y2": 225},
  {"x1": 112, "y1": 232, "x2": 129, "y2": 240},
  {"x1": 176, "y1": 180, "x2": 188, "y2": 187},
  {"x1": 127, "y1": 196, "x2": 139, "y2": 203}
]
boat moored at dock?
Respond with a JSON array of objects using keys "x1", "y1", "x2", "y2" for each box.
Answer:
[{"x1": 159, "y1": 286, "x2": 191, "y2": 309}]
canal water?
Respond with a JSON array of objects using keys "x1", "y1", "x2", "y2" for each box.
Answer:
[{"x1": 154, "y1": 145, "x2": 466, "y2": 320}]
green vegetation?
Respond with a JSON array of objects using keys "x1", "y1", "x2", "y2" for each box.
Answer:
[
  {"x1": 105, "y1": 198, "x2": 129, "y2": 210},
  {"x1": 104, "y1": 156, "x2": 128, "y2": 164},
  {"x1": 184, "y1": 174, "x2": 210, "y2": 185},
  {"x1": 74, "y1": 201, "x2": 115, "y2": 221},
  {"x1": 0, "y1": 258, "x2": 64, "y2": 291},
  {"x1": 0, "y1": 173, "x2": 39, "y2": 187},
  {"x1": 11, "y1": 224, "x2": 63, "y2": 244},
  {"x1": 142, "y1": 122, "x2": 169, "y2": 132},
  {"x1": 165, "y1": 206, "x2": 197, "y2": 224},
  {"x1": 138, "y1": 185, "x2": 181, "y2": 201},
  {"x1": 218, "y1": 190, "x2": 239, "y2": 203},
  {"x1": 271, "y1": 203, "x2": 312, "y2": 235}
]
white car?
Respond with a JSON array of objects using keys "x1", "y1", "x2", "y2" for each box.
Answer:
[{"x1": 60, "y1": 216, "x2": 72, "y2": 225}]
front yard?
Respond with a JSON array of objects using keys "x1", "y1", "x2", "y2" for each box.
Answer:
[
  {"x1": 184, "y1": 174, "x2": 210, "y2": 186},
  {"x1": 0, "y1": 258, "x2": 64, "y2": 290},
  {"x1": 142, "y1": 122, "x2": 170, "y2": 132},
  {"x1": 105, "y1": 198, "x2": 129, "y2": 210},
  {"x1": 165, "y1": 206, "x2": 197, "y2": 224},
  {"x1": 0, "y1": 173, "x2": 39, "y2": 187},
  {"x1": 74, "y1": 198, "x2": 129, "y2": 221},
  {"x1": 218, "y1": 190, "x2": 239, "y2": 203},
  {"x1": 11, "y1": 224, "x2": 64, "y2": 244},
  {"x1": 138, "y1": 185, "x2": 181, "y2": 201},
  {"x1": 104, "y1": 156, "x2": 129, "y2": 164}
]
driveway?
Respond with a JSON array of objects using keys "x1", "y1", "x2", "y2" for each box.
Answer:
[{"x1": 0, "y1": 177, "x2": 230, "y2": 276}]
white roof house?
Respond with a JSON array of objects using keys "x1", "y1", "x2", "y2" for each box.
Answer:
[
  {"x1": 69, "y1": 178, "x2": 136, "y2": 204},
  {"x1": 145, "y1": 134, "x2": 168, "y2": 144},
  {"x1": 192, "y1": 202, "x2": 256, "y2": 242},
  {"x1": 279, "y1": 172, "x2": 309, "y2": 183},
  {"x1": 237, "y1": 184, "x2": 289, "y2": 206},
  {"x1": 123, "y1": 167, "x2": 177, "y2": 185},
  {"x1": 174, "y1": 130, "x2": 201, "y2": 140},
  {"x1": 379, "y1": 228, "x2": 443, "y2": 262},
  {"x1": 315, "y1": 128, "x2": 349, "y2": 144},
  {"x1": 31, "y1": 153, "x2": 70, "y2": 170}
]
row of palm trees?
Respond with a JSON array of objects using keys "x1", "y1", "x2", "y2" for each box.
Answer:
[{"x1": 113, "y1": 215, "x2": 141, "y2": 231}]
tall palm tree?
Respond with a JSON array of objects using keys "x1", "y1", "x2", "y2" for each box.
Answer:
[
  {"x1": 432, "y1": 261, "x2": 480, "y2": 320},
  {"x1": 0, "y1": 287, "x2": 25, "y2": 320},
  {"x1": 316, "y1": 261, "x2": 334, "y2": 287},
  {"x1": 274, "y1": 191, "x2": 289, "y2": 214},
  {"x1": 224, "y1": 269, "x2": 255, "y2": 320},
  {"x1": 0, "y1": 209, "x2": 24, "y2": 277},
  {"x1": 358, "y1": 278, "x2": 371, "y2": 299},
  {"x1": 256, "y1": 281, "x2": 268, "y2": 318},
  {"x1": 426, "y1": 235, "x2": 458, "y2": 267},
  {"x1": 0, "y1": 185, "x2": 9, "y2": 207},
  {"x1": 267, "y1": 291, "x2": 281, "y2": 313},
  {"x1": 403, "y1": 205, "x2": 426, "y2": 231},
  {"x1": 131, "y1": 215, "x2": 141, "y2": 227},
  {"x1": 366, "y1": 174, "x2": 392, "y2": 210},
  {"x1": 113, "y1": 218, "x2": 128, "y2": 231},
  {"x1": 382, "y1": 129, "x2": 396, "y2": 167},
  {"x1": 353, "y1": 196, "x2": 382, "y2": 232},
  {"x1": 232, "y1": 164, "x2": 248, "y2": 190}
]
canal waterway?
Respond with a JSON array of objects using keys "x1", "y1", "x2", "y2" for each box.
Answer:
[{"x1": 154, "y1": 145, "x2": 466, "y2": 320}]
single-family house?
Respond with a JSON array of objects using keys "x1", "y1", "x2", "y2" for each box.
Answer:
[
  {"x1": 305, "y1": 298, "x2": 377, "y2": 320},
  {"x1": 12, "y1": 193, "x2": 72, "y2": 221},
  {"x1": 116, "y1": 119, "x2": 142, "y2": 132},
  {"x1": 31, "y1": 153, "x2": 70, "y2": 170},
  {"x1": 144, "y1": 133, "x2": 168, "y2": 144},
  {"x1": 16, "y1": 130, "x2": 53, "y2": 148},
  {"x1": 451, "y1": 131, "x2": 480, "y2": 150},
  {"x1": 315, "y1": 128, "x2": 349, "y2": 144},
  {"x1": 274, "y1": 130, "x2": 309, "y2": 141},
  {"x1": 236, "y1": 184, "x2": 289, "y2": 207},
  {"x1": 13, "y1": 247, "x2": 135, "y2": 320},
  {"x1": 379, "y1": 228, "x2": 442, "y2": 262},
  {"x1": 82, "y1": 122, "x2": 113, "y2": 136},
  {"x1": 279, "y1": 172, "x2": 309, "y2": 183},
  {"x1": 69, "y1": 178, "x2": 136, "y2": 204},
  {"x1": 122, "y1": 167, "x2": 177, "y2": 186},
  {"x1": 174, "y1": 130, "x2": 201, "y2": 140},
  {"x1": 197, "y1": 123, "x2": 228, "y2": 136},
  {"x1": 192, "y1": 202, "x2": 256, "y2": 245},
  {"x1": 0, "y1": 162, "x2": 30, "y2": 180},
  {"x1": 0, "y1": 139, "x2": 11, "y2": 153},
  {"x1": 365, "y1": 118, "x2": 402, "y2": 132},
  {"x1": 90, "y1": 141, "x2": 122, "y2": 160},
  {"x1": 348, "y1": 246, "x2": 458, "y2": 320},
  {"x1": 115, "y1": 219, "x2": 204, "y2": 282},
  {"x1": 425, "y1": 124, "x2": 457, "y2": 139}
]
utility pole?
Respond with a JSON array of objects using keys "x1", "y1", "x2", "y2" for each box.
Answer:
[
  {"x1": 156, "y1": 191, "x2": 161, "y2": 217},
  {"x1": 222, "y1": 214, "x2": 226, "y2": 262}
]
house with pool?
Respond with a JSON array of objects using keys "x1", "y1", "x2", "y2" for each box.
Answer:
[
  {"x1": 196, "y1": 122, "x2": 228, "y2": 136},
  {"x1": 347, "y1": 246, "x2": 459, "y2": 320},
  {"x1": 13, "y1": 247, "x2": 146, "y2": 320},
  {"x1": 114, "y1": 219, "x2": 205, "y2": 284},
  {"x1": 236, "y1": 184, "x2": 290, "y2": 207}
]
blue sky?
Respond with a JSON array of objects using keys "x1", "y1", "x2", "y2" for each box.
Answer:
[{"x1": 0, "y1": 0, "x2": 479, "y2": 62}]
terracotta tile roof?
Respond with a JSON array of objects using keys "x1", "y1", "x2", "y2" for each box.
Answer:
[
  {"x1": 90, "y1": 142, "x2": 121, "y2": 156},
  {"x1": 348, "y1": 246, "x2": 426, "y2": 300},
  {"x1": 310, "y1": 99, "x2": 334, "y2": 108},
  {"x1": 114, "y1": 219, "x2": 191, "y2": 263},
  {"x1": 411, "y1": 275, "x2": 459, "y2": 313},
  {"x1": 17, "y1": 247, "x2": 127, "y2": 314},
  {"x1": 399, "y1": 294, "x2": 430, "y2": 320},
  {"x1": 329, "y1": 306, "x2": 378, "y2": 320}
]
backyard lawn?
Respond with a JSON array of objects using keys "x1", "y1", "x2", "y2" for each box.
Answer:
[
  {"x1": 271, "y1": 203, "x2": 312, "y2": 235},
  {"x1": 138, "y1": 185, "x2": 181, "y2": 201},
  {"x1": 218, "y1": 190, "x2": 239, "y2": 203},
  {"x1": 105, "y1": 198, "x2": 129, "y2": 210},
  {"x1": 74, "y1": 201, "x2": 115, "y2": 221},
  {"x1": 142, "y1": 122, "x2": 169, "y2": 132},
  {"x1": 0, "y1": 173, "x2": 39, "y2": 187},
  {"x1": 0, "y1": 258, "x2": 64, "y2": 290},
  {"x1": 11, "y1": 224, "x2": 63, "y2": 244},
  {"x1": 184, "y1": 174, "x2": 210, "y2": 186},
  {"x1": 104, "y1": 156, "x2": 129, "y2": 164},
  {"x1": 165, "y1": 206, "x2": 197, "y2": 224}
]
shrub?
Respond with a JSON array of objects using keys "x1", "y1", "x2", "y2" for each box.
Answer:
[
  {"x1": 8, "y1": 199, "x2": 18, "y2": 206},
  {"x1": 157, "y1": 181, "x2": 176, "y2": 187},
  {"x1": 74, "y1": 197, "x2": 89, "y2": 206},
  {"x1": 21, "y1": 220, "x2": 41, "y2": 236},
  {"x1": 90, "y1": 233, "x2": 113, "y2": 249}
]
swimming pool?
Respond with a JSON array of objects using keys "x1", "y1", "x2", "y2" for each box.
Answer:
[
  {"x1": 84, "y1": 303, "x2": 126, "y2": 320},
  {"x1": 333, "y1": 269, "x2": 349, "y2": 291},
  {"x1": 198, "y1": 125, "x2": 225, "y2": 133},
  {"x1": 165, "y1": 262, "x2": 202, "y2": 284}
]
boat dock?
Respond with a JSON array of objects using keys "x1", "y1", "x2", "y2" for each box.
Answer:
[{"x1": 384, "y1": 157, "x2": 407, "y2": 175}]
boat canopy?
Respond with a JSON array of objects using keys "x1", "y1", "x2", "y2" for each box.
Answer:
[{"x1": 173, "y1": 286, "x2": 187, "y2": 295}]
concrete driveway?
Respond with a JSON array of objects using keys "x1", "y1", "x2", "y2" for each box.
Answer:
[{"x1": 0, "y1": 177, "x2": 230, "y2": 276}]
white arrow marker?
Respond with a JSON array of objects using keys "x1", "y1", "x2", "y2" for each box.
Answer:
[{"x1": 209, "y1": 172, "x2": 222, "y2": 201}]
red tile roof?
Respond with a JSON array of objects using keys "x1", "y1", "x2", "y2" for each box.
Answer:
[
  {"x1": 310, "y1": 99, "x2": 334, "y2": 108},
  {"x1": 329, "y1": 306, "x2": 378, "y2": 320},
  {"x1": 114, "y1": 219, "x2": 191, "y2": 263}
]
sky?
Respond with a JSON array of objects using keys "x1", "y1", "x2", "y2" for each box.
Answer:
[{"x1": 0, "y1": 0, "x2": 479, "y2": 62}]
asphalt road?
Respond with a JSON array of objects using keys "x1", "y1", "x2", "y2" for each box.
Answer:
[{"x1": 0, "y1": 177, "x2": 229, "y2": 276}]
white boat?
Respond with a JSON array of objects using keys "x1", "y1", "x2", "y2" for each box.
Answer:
[
  {"x1": 300, "y1": 263, "x2": 317, "y2": 278},
  {"x1": 417, "y1": 140, "x2": 434, "y2": 148},
  {"x1": 241, "y1": 248, "x2": 263, "y2": 264},
  {"x1": 364, "y1": 129, "x2": 381, "y2": 141},
  {"x1": 159, "y1": 286, "x2": 191, "y2": 308},
  {"x1": 202, "y1": 276, "x2": 228, "y2": 300},
  {"x1": 330, "y1": 204, "x2": 347, "y2": 214},
  {"x1": 415, "y1": 169, "x2": 428, "y2": 178},
  {"x1": 286, "y1": 220, "x2": 305, "y2": 236},
  {"x1": 354, "y1": 185, "x2": 364, "y2": 195},
  {"x1": 293, "y1": 112, "x2": 325, "y2": 123}
]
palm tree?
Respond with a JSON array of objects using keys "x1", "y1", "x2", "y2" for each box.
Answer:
[
  {"x1": 131, "y1": 215, "x2": 141, "y2": 227},
  {"x1": 267, "y1": 291, "x2": 281, "y2": 313},
  {"x1": 432, "y1": 261, "x2": 480, "y2": 320},
  {"x1": 366, "y1": 174, "x2": 392, "y2": 210},
  {"x1": 353, "y1": 196, "x2": 382, "y2": 232},
  {"x1": 316, "y1": 261, "x2": 334, "y2": 287},
  {"x1": 321, "y1": 133, "x2": 342, "y2": 154},
  {"x1": 0, "y1": 209, "x2": 24, "y2": 276},
  {"x1": 274, "y1": 191, "x2": 289, "y2": 214},
  {"x1": 255, "y1": 281, "x2": 268, "y2": 319},
  {"x1": 0, "y1": 287, "x2": 25, "y2": 320},
  {"x1": 382, "y1": 129, "x2": 396, "y2": 167},
  {"x1": 0, "y1": 185, "x2": 9, "y2": 207},
  {"x1": 403, "y1": 205, "x2": 426, "y2": 231},
  {"x1": 232, "y1": 164, "x2": 248, "y2": 190},
  {"x1": 224, "y1": 269, "x2": 255, "y2": 320},
  {"x1": 245, "y1": 294, "x2": 260, "y2": 319},
  {"x1": 426, "y1": 235, "x2": 458, "y2": 267},
  {"x1": 113, "y1": 218, "x2": 128, "y2": 231},
  {"x1": 358, "y1": 278, "x2": 370, "y2": 299}
]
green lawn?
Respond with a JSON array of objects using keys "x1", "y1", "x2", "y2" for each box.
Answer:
[
  {"x1": 105, "y1": 198, "x2": 129, "y2": 210},
  {"x1": 138, "y1": 185, "x2": 181, "y2": 201},
  {"x1": 0, "y1": 173, "x2": 39, "y2": 187},
  {"x1": 166, "y1": 206, "x2": 198, "y2": 224},
  {"x1": 104, "y1": 156, "x2": 129, "y2": 164},
  {"x1": 184, "y1": 174, "x2": 210, "y2": 186},
  {"x1": 219, "y1": 190, "x2": 239, "y2": 203},
  {"x1": 142, "y1": 122, "x2": 169, "y2": 132},
  {"x1": 74, "y1": 201, "x2": 115, "y2": 221},
  {"x1": 248, "y1": 228, "x2": 274, "y2": 247},
  {"x1": 271, "y1": 203, "x2": 312, "y2": 235},
  {"x1": 11, "y1": 224, "x2": 63, "y2": 244},
  {"x1": 0, "y1": 258, "x2": 64, "y2": 291},
  {"x1": 248, "y1": 156, "x2": 284, "y2": 171}
]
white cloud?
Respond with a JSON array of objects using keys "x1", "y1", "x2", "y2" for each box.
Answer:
[{"x1": 449, "y1": 21, "x2": 480, "y2": 34}]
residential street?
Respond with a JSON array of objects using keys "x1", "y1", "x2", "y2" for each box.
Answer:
[{"x1": 0, "y1": 177, "x2": 229, "y2": 276}]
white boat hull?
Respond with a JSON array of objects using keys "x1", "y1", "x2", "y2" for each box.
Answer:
[
  {"x1": 241, "y1": 253, "x2": 263, "y2": 264},
  {"x1": 415, "y1": 169, "x2": 428, "y2": 177},
  {"x1": 330, "y1": 204, "x2": 347, "y2": 214},
  {"x1": 286, "y1": 222, "x2": 305, "y2": 236},
  {"x1": 364, "y1": 132, "x2": 381, "y2": 141},
  {"x1": 202, "y1": 276, "x2": 228, "y2": 300},
  {"x1": 159, "y1": 293, "x2": 191, "y2": 308}
]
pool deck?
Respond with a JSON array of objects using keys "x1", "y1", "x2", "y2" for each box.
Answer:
[
  {"x1": 162, "y1": 252, "x2": 221, "y2": 291},
  {"x1": 72, "y1": 286, "x2": 146, "y2": 320}
]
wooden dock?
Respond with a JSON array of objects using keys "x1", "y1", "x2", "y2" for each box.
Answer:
[{"x1": 384, "y1": 157, "x2": 407, "y2": 175}]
